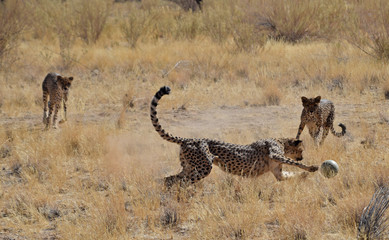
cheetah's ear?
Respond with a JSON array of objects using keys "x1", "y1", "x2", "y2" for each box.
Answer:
[
  {"x1": 69, "y1": 77, "x2": 74, "y2": 81},
  {"x1": 301, "y1": 96, "x2": 308, "y2": 104},
  {"x1": 293, "y1": 139, "x2": 303, "y2": 146},
  {"x1": 57, "y1": 75, "x2": 63, "y2": 81},
  {"x1": 314, "y1": 96, "x2": 321, "y2": 103}
]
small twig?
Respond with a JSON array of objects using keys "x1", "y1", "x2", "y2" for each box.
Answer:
[
  {"x1": 347, "y1": 39, "x2": 377, "y2": 60},
  {"x1": 162, "y1": 60, "x2": 191, "y2": 78},
  {"x1": 0, "y1": 138, "x2": 11, "y2": 147}
]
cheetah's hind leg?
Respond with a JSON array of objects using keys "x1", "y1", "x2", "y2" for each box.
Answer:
[
  {"x1": 164, "y1": 150, "x2": 192, "y2": 189},
  {"x1": 164, "y1": 141, "x2": 216, "y2": 188}
]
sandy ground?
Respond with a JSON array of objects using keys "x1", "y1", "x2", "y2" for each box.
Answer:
[{"x1": 2, "y1": 100, "x2": 388, "y2": 141}]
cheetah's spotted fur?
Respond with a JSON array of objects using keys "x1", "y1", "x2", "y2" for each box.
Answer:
[
  {"x1": 42, "y1": 72, "x2": 74, "y2": 129},
  {"x1": 296, "y1": 96, "x2": 346, "y2": 145},
  {"x1": 150, "y1": 86, "x2": 318, "y2": 187}
]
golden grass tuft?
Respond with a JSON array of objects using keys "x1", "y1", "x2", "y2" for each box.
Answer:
[{"x1": 262, "y1": 82, "x2": 282, "y2": 106}]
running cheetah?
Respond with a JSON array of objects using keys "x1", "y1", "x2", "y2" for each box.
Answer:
[
  {"x1": 296, "y1": 96, "x2": 346, "y2": 146},
  {"x1": 42, "y1": 72, "x2": 74, "y2": 129},
  {"x1": 150, "y1": 86, "x2": 318, "y2": 188}
]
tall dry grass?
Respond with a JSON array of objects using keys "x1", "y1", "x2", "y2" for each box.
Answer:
[
  {"x1": 253, "y1": 0, "x2": 346, "y2": 43},
  {"x1": 345, "y1": 0, "x2": 389, "y2": 61},
  {"x1": 0, "y1": 0, "x2": 28, "y2": 66},
  {"x1": 1, "y1": 0, "x2": 389, "y2": 239},
  {"x1": 1, "y1": 121, "x2": 388, "y2": 239}
]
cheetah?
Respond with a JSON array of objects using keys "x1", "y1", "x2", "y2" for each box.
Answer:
[
  {"x1": 150, "y1": 86, "x2": 318, "y2": 188},
  {"x1": 296, "y1": 96, "x2": 346, "y2": 146},
  {"x1": 42, "y1": 72, "x2": 74, "y2": 129}
]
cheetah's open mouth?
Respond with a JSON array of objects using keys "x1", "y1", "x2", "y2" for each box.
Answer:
[{"x1": 296, "y1": 157, "x2": 303, "y2": 161}]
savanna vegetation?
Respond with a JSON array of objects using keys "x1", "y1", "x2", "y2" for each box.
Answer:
[{"x1": 0, "y1": 0, "x2": 388, "y2": 239}]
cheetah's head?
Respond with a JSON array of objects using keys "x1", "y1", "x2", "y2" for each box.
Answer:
[
  {"x1": 58, "y1": 75, "x2": 74, "y2": 91},
  {"x1": 283, "y1": 139, "x2": 304, "y2": 161},
  {"x1": 301, "y1": 96, "x2": 321, "y2": 114}
]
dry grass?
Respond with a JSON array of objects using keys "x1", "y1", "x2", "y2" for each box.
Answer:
[
  {"x1": 0, "y1": 0, "x2": 28, "y2": 66},
  {"x1": 1, "y1": 0, "x2": 389, "y2": 239},
  {"x1": 357, "y1": 186, "x2": 389, "y2": 239}
]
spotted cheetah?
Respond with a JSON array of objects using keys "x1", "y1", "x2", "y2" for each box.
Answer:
[
  {"x1": 42, "y1": 72, "x2": 74, "y2": 129},
  {"x1": 150, "y1": 86, "x2": 318, "y2": 187},
  {"x1": 296, "y1": 96, "x2": 346, "y2": 146}
]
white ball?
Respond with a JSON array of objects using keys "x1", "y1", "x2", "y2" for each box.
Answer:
[{"x1": 320, "y1": 160, "x2": 339, "y2": 178}]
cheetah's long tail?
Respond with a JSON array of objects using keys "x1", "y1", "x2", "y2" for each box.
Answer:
[
  {"x1": 150, "y1": 86, "x2": 185, "y2": 144},
  {"x1": 331, "y1": 123, "x2": 346, "y2": 137}
]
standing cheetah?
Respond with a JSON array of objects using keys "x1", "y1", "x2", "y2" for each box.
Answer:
[
  {"x1": 296, "y1": 96, "x2": 346, "y2": 146},
  {"x1": 150, "y1": 86, "x2": 318, "y2": 188},
  {"x1": 42, "y1": 72, "x2": 74, "y2": 129}
]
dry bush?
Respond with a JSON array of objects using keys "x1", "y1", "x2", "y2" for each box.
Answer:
[
  {"x1": 160, "y1": 204, "x2": 180, "y2": 227},
  {"x1": 371, "y1": 35, "x2": 389, "y2": 61},
  {"x1": 0, "y1": 0, "x2": 28, "y2": 67},
  {"x1": 174, "y1": 12, "x2": 202, "y2": 41},
  {"x1": 231, "y1": 2, "x2": 266, "y2": 53},
  {"x1": 202, "y1": 4, "x2": 234, "y2": 43},
  {"x1": 149, "y1": 8, "x2": 179, "y2": 40},
  {"x1": 74, "y1": 0, "x2": 112, "y2": 45},
  {"x1": 346, "y1": 0, "x2": 389, "y2": 61},
  {"x1": 232, "y1": 19, "x2": 266, "y2": 53},
  {"x1": 191, "y1": 47, "x2": 233, "y2": 81},
  {"x1": 336, "y1": 198, "x2": 367, "y2": 234},
  {"x1": 29, "y1": 0, "x2": 110, "y2": 68},
  {"x1": 121, "y1": 2, "x2": 202, "y2": 43},
  {"x1": 145, "y1": 7, "x2": 202, "y2": 42},
  {"x1": 34, "y1": 0, "x2": 78, "y2": 69},
  {"x1": 258, "y1": 0, "x2": 321, "y2": 43},
  {"x1": 121, "y1": 6, "x2": 155, "y2": 48},
  {"x1": 358, "y1": 186, "x2": 389, "y2": 240},
  {"x1": 256, "y1": 0, "x2": 346, "y2": 43}
]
